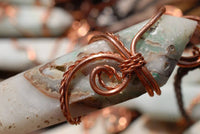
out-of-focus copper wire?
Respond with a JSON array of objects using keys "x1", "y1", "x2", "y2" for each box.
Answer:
[
  {"x1": 41, "y1": 1, "x2": 56, "y2": 37},
  {"x1": 102, "y1": 107, "x2": 134, "y2": 133},
  {"x1": 35, "y1": 0, "x2": 55, "y2": 6},
  {"x1": 82, "y1": 110, "x2": 101, "y2": 134},
  {"x1": 49, "y1": 0, "x2": 119, "y2": 59},
  {"x1": 0, "y1": 3, "x2": 34, "y2": 37},
  {"x1": 82, "y1": 107, "x2": 137, "y2": 134},
  {"x1": 164, "y1": 5, "x2": 183, "y2": 17},
  {"x1": 49, "y1": 20, "x2": 99, "y2": 60},
  {"x1": 67, "y1": 20, "x2": 91, "y2": 41},
  {"x1": 1, "y1": 2, "x2": 62, "y2": 66},
  {"x1": 42, "y1": 7, "x2": 52, "y2": 37},
  {"x1": 188, "y1": 94, "x2": 200, "y2": 115},
  {"x1": 166, "y1": 5, "x2": 200, "y2": 125},
  {"x1": 165, "y1": 5, "x2": 200, "y2": 68},
  {"x1": 177, "y1": 15, "x2": 200, "y2": 68},
  {"x1": 48, "y1": 38, "x2": 65, "y2": 60},
  {"x1": 60, "y1": 7, "x2": 165, "y2": 125},
  {"x1": 11, "y1": 39, "x2": 40, "y2": 65},
  {"x1": 0, "y1": 2, "x2": 57, "y2": 37},
  {"x1": 178, "y1": 46, "x2": 200, "y2": 68}
]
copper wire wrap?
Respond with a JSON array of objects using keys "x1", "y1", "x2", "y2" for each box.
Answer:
[{"x1": 59, "y1": 7, "x2": 165, "y2": 124}]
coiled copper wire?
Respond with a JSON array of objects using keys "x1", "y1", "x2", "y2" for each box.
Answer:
[{"x1": 59, "y1": 7, "x2": 165, "y2": 124}]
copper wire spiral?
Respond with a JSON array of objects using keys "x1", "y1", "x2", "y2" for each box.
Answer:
[{"x1": 59, "y1": 7, "x2": 165, "y2": 125}]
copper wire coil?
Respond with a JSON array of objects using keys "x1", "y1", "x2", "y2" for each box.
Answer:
[{"x1": 59, "y1": 7, "x2": 165, "y2": 125}]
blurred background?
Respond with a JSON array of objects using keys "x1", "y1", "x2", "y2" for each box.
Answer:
[{"x1": 0, "y1": 0, "x2": 199, "y2": 133}]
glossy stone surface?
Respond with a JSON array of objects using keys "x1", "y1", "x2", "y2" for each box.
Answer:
[{"x1": 0, "y1": 15, "x2": 197, "y2": 134}]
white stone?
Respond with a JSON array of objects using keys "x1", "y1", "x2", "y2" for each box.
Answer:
[
  {"x1": 0, "y1": 0, "x2": 53, "y2": 6},
  {"x1": 0, "y1": 15, "x2": 197, "y2": 134},
  {"x1": 0, "y1": 38, "x2": 73, "y2": 71},
  {"x1": 0, "y1": 6, "x2": 72, "y2": 37}
]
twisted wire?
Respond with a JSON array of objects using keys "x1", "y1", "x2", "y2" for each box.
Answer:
[{"x1": 60, "y1": 7, "x2": 165, "y2": 124}]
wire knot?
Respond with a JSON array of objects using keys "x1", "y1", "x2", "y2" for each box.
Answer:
[
  {"x1": 120, "y1": 53, "x2": 146, "y2": 76},
  {"x1": 59, "y1": 6, "x2": 166, "y2": 125}
]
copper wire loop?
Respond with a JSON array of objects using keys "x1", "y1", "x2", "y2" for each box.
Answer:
[
  {"x1": 165, "y1": 9, "x2": 200, "y2": 68},
  {"x1": 164, "y1": 5, "x2": 200, "y2": 68},
  {"x1": 60, "y1": 7, "x2": 166, "y2": 124},
  {"x1": 165, "y1": 6, "x2": 200, "y2": 124},
  {"x1": 177, "y1": 15, "x2": 200, "y2": 68},
  {"x1": 178, "y1": 46, "x2": 200, "y2": 68}
]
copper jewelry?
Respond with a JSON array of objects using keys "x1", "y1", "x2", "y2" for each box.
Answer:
[
  {"x1": 165, "y1": 5, "x2": 200, "y2": 124},
  {"x1": 59, "y1": 7, "x2": 166, "y2": 125},
  {"x1": 174, "y1": 45, "x2": 200, "y2": 124}
]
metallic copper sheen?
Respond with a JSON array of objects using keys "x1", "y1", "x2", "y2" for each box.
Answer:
[
  {"x1": 178, "y1": 46, "x2": 200, "y2": 68},
  {"x1": 82, "y1": 107, "x2": 135, "y2": 134},
  {"x1": 60, "y1": 7, "x2": 166, "y2": 124}
]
